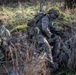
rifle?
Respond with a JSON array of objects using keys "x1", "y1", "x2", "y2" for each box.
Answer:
[
  {"x1": 40, "y1": 0, "x2": 44, "y2": 12},
  {"x1": 40, "y1": 0, "x2": 46, "y2": 12}
]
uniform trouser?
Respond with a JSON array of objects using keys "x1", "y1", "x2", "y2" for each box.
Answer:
[{"x1": 36, "y1": 42, "x2": 58, "y2": 73}]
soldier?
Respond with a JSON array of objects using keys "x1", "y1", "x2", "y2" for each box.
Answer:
[
  {"x1": 0, "y1": 19, "x2": 11, "y2": 61},
  {"x1": 28, "y1": 8, "x2": 60, "y2": 44}
]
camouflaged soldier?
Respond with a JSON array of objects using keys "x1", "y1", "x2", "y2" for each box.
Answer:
[
  {"x1": 28, "y1": 8, "x2": 60, "y2": 39},
  {"x1": 0, "y1": 19, "x2": 11, "y2": 60}
]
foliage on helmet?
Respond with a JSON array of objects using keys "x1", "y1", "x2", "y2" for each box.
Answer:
[{"x1": 48, "y1": 7, "x2": 60, "y2": 18}]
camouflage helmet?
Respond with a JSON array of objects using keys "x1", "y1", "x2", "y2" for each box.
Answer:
[{"x1": 48, "y1": 7, "x2": 60, "y2": 19}]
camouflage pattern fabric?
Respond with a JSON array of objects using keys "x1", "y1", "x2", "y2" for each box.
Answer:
[
  {"x1": 33, "y1": 27, "x2": 58, "y2": 72},
  {"x1": 35, "y1": 35, "x2": 58, "y2": 71},
  {"x1": 41, "y1": 15, "x2": 52, "y2": 38}
]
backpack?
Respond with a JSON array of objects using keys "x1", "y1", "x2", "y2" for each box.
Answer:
[
  {"x1": 27, "y1": 12, "x2": 47, "y2": 38},
  {"x1": 28, "y1": 13, "x2": 46, "y2": 28},
  {"x1": 34, "y1": 13, "x2": 46, "y2": 31},
  {"x1": 34, "y1": 12, "x2": 46, "y2": 24}
]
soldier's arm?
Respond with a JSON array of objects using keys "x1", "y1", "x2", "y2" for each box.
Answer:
[{"x1": 41, "y1": 16, "x2": 52, "y2": 38}]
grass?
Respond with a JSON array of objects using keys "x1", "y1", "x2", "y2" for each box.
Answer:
[
  {"x1": 0, "y1": 2, "x2": 76, "y2": 32},
  {"x1": 0, "y1": 3, "x2": 40, "y2": 32},
  {"x1": 10, "y1": 24, "x2": 27, "y2": 33},
  {"x1": 0, "y1": 2, "x2": 76, "y2": 75},
  {"x1": 58, "y1": 67, "x2": 76, "y2": 75}
]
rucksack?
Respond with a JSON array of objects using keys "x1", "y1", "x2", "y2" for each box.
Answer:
[
  {"x1": 27, "y1": 12, "x2": 47, "y2": 37},
  {"x1": 34, "y1": 12, "x2": 46, "y2": 24},
  {"x1": 28, "y1": 12, "x2": 46, "y2": 28}
]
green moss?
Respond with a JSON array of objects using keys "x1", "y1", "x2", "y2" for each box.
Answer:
[
  {"x1": 48, "y1": 6, "x2": 59, "y2": 10},
  {"x1": 48, "y1": 7, "x2": 60, "y2": 14},
  {"x1": 10, "y1": 24, "x2": 27, "y2": 33},
  {"x1": 51, "y1": 7, "x2": 60, "y2": 11}
]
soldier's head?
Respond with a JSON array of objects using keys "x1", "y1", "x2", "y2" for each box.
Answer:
[
  {"x1": 0, "y1": 19, "x2": 4, "y2": 26},
  {"x1": 48, "y1": 7, "x2": 60, "y2": 20}
]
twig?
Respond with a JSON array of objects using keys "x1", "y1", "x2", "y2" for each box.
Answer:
[{"x1": 2, "y1": 64, "x2": 10, "y2": 75}]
